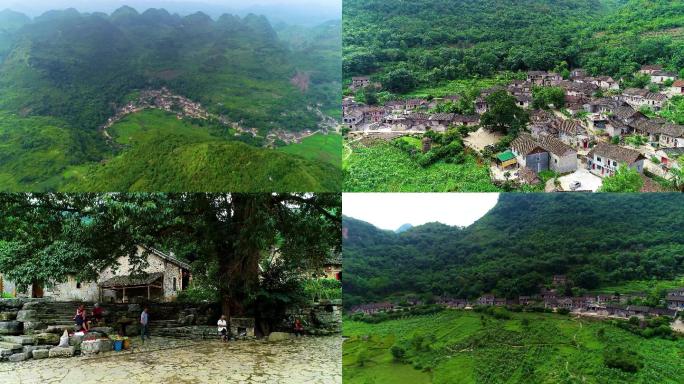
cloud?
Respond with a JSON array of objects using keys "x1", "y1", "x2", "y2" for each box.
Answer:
[{"x1": 343, "y1": 193, "x2": 500, "y2": 231}]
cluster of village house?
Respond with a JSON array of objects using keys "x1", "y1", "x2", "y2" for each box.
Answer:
[
  {"x1": 0, "y1": 245, "x2": 342, "y2": 303},
  {"x1": 101, "y1": 87, "x2": 325, "y2": 147},
  {"x1": 345, "y1": 65, "x2": 684, "y2": 187},
  {"x1": 350, "y1": 275, "x2": 684, "y2": 321}
]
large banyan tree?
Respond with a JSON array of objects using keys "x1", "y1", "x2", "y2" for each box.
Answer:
[{"x1": 0, "y1": 193, "x2": 341, "y2": 326}]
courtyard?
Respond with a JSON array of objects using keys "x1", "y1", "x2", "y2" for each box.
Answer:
[{"x1": 0, "y1": 336, "x2": 342, "y2": 384}]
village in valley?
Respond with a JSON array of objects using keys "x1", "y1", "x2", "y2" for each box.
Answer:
[
  {"x1": 344, "y1": 65, "x2": 684, "y2": 191},
  {"x1": 102, "y1": 87, "x2": 333, "y2": 148},
  {"x1": 350, "y1": 274, "x2": 684, "y2": 331}
]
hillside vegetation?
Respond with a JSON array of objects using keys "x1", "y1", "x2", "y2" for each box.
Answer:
[
  {"x1": 0, "y1": 7, "x2": 341, "y2": 191},
  {"x1": 61, "y1": 110, "x2": 341, "y2": 192},
  {"x1": 343, "y1": 0, "x2": 684, "y2": 93},
  {"x1": 343, "y1": 194, "x2": 684, "y2": 307},
  {"x1": 344, "y1": 310, "x2": 684, "y2": 383}
]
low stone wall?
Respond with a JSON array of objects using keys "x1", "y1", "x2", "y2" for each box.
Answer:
[{"x1": 283, "y1": 300, "x2": 342, "y2": 336}]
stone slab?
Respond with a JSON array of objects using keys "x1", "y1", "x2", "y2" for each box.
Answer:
[
  {"x1": 32, "y1": 349, "x2": 49, "y2": 359},
  {"x1": 0, "y1": 312, "x2": 17, "y2": 321},
  {"x1": 3, "y1": 335, "x2": 35, "y2": 345},
  {"x1": 8, "y1": 352, "x2": 30, "y2": 362},
  {"x1": 0, "y1": 321, "x2": 23, "y2": 335},
  {"x1": 48, "y1": 346, "x2": 75, "y2": 358},
  {"x1": 81, "y1": 339, "x2": 113, "y2": 355},
  {"x1": 16, "y1": 309, "x2": 37, "y2": 322},
  {"x1": 32, "y1": 333, "x2": 60, "y2": 345}
]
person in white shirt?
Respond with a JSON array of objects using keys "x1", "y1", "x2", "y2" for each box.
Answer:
[{"x1": 217, "y1": 315, "x2": 228, "y2": 342}]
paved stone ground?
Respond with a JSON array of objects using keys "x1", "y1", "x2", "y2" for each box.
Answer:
[{"x1": 0, "y1": 336, "x2": 341, "y2": 384}]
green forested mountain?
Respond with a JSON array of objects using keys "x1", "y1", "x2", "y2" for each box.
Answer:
[
  {"x1": 343, "y1": 0, "x2": 684, "y2": 92},
  {"x1": 0, "y1": 7, "x2": 341, "y2": 191},
  {"x1": 343, "y1": 193, "x2": 684, "y2": 307}
]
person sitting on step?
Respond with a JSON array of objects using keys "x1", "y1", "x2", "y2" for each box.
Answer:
[{"x1": 74, "y1": 304, "x2": 88, "y2": 332}]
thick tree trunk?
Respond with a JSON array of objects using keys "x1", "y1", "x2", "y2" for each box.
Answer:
[{"x1": 216, "y1": 194, "x2": 263, "y2": 324}]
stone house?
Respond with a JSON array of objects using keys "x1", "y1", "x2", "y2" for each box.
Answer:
[
  {"x1": 658, "y1": 124, "x2": 684, "y2": 148},
  {"x1": 556, "y1": 298, "x2": 573, "y2": 310},
  {"x1": 649, "y1": 70, "x2": 677, "y2": 84},
  {"x1": 350, "y1": 302, "x2": 394, "y2": 315},
  {"x1": 638, "y1": 65, "x2": 662, "y2": 75},
  {"x1": 342, "y1": 110, "x2": 363, "y2": 129},
  {"x1": 670, "y1": 80, "x2": 684, "y2": 96},
  {"x1": 527, "y1": 71, "x2": 562, "y2": 86},
  {"x1": 54, "y1": 246, "x2": 190, "y2": 303},
  {"x1": 586, "y1": 143, "x2": 645, "y2": 177},
  {"x1": 453, "y1": 115, "x2": 480, "y2": 127},
  {"x1": 619, "y1": 89, "x2": 667, "y2": 110},
  {"x1": 406, "y1": 99, "x2": 427, "y2": 110},
  {"x1": 655, "y1": 147, "x2": 684, "y2": 171},
  {"x1": 596, "y1": 76, "x2": 619, "y2": 90},
  {"x1": 350, "y1": 76, "x2": 371, "y2": 90},
  {"x1": 364, "y1": 107, "x2": 385, "y2": 124},
  {"x1": 476, "y1": 294, "x2": 495, "y2": 306},
  {"x1": 321, "y1": 254, "x2": 342, "y2": 281},
  {"x1": 666, "y1": 288, "x2": 684, "y2": 310},
  {"x1": 538, "y1": 135, "x2": 578, "y2": 173},
  {"x1": 625, "y1": 305, "x2": 650, "y2": 318},
  {"x1": 555, "y1": 120, "x2": 590, "y2": 149},
  {"x1": 510, "y1": 134, "x2": 549, "y2": 173}
]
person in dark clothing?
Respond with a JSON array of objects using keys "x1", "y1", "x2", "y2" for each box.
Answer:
[{"x1": 140, "y1": 307, "x2": 150, "y2": 343}]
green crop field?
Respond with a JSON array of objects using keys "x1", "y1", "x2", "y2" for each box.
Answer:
[
  {"x1": 344, "y1": 310, "x2": 684, "y2": 384},
  {"x1": 278, "y1": 132, "x2": 343, "y2": 166},
  {"x1": 343, "y1": 140, "x2": 500, "y2": 192}
]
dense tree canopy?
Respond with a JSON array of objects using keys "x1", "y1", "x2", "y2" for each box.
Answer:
[
  {"x1": 343, "y1": 0, "x2": 684, "y2": 93},
  {"x1": 343, "y1": 193, "x2": 684, "y2": 307},
  {"x1": 0, "y1": 193, "x2": 341, "y2": 320}
]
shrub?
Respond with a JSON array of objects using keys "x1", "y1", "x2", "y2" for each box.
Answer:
[
  {"x1": 604, "y1": 346, "x2": 643, "y2": 373},
  {"x1": 557, "y1": 308, "x2": 570, "y2": 315},
  {"x1": 176, "y1": 286, "x2": 219, "y2": 303},
  {"x1": 390, "y1": 345, "x2": 406, "y2": 361}
]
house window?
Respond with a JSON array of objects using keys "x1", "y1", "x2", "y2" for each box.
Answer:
[
  {"x1": 173, "y1": 277, "x2": 177, "y2": 291},
  {"x1": 76, "y1": 282, "x2": 81, "y2": 289},
  {"x1": 596, "y1": 156, "x2": 602, "y2": 163},
  {"x1": 613, "y1": 161, "x2": 617, "y2": 167}
]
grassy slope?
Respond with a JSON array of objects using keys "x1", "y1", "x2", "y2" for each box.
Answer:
[
  {"x1": 343, "y1": 141, "x2": 500, "y2": 192},
  {"x1": 0, "y1": 112, "x2": 91, "y2": 191},
  {"x1": 344, "y1": 311, "x2": 684, "y2": 384},
  {"x1": 61, "y1": 110, "x2": 341, "y2": 192},
  {"x1": 278, "y1": 133, "x2": 342, "y2": 166}
]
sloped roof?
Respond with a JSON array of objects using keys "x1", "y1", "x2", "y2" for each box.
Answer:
[
  {"x1": 673, "y1": 80, "x2": 684, "y2": 87},
  {"x1": 539, "y1": 135, "x2": 576, "y2": 156},
  {"x1": 99, "y1": 272, "x2": 164, "y2": 288},
  {"x1": 511, "y1": 134, "x2": 545, "y2": 155},
  {"x1": 587, "y1": 143, "x2": 645, "y2": 164},
  {"x1": 658, "y1": 124, "x2": 684, "y2": 138}
]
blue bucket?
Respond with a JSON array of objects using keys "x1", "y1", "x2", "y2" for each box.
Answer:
[{"x1": 113, "y1": 340, "x2": 123, "y2": 351}]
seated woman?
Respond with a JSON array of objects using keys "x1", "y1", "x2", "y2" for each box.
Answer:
[
  {"x1": 90, "y1": 303, "x2": 104, "y2": 327},
  {"x1": 217, "y1": 315, "x2": 228, "y2": 342},
  {"x1": 294, "y1": 318, "x2": 304, "y2": 337},
  {"x1": 74, "y1": 304, "x2": 88, "y2": 332}
]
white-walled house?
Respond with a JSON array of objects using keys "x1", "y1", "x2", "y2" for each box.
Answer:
[{"x1": 586, "y1": 143, "x2": 645, "y2": 177}]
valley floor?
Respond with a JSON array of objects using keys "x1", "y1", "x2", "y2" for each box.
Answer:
[{"x1": 343, "y1": 310, "x2": 684, "y2": 384}]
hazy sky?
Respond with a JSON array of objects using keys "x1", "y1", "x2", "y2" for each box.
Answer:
[
  {"x1": 343, "y1": 193, "x2": 500, "y2": 231},
  {"x1": 0, "y1": 0, "x2": 340, "y2": 24}
]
